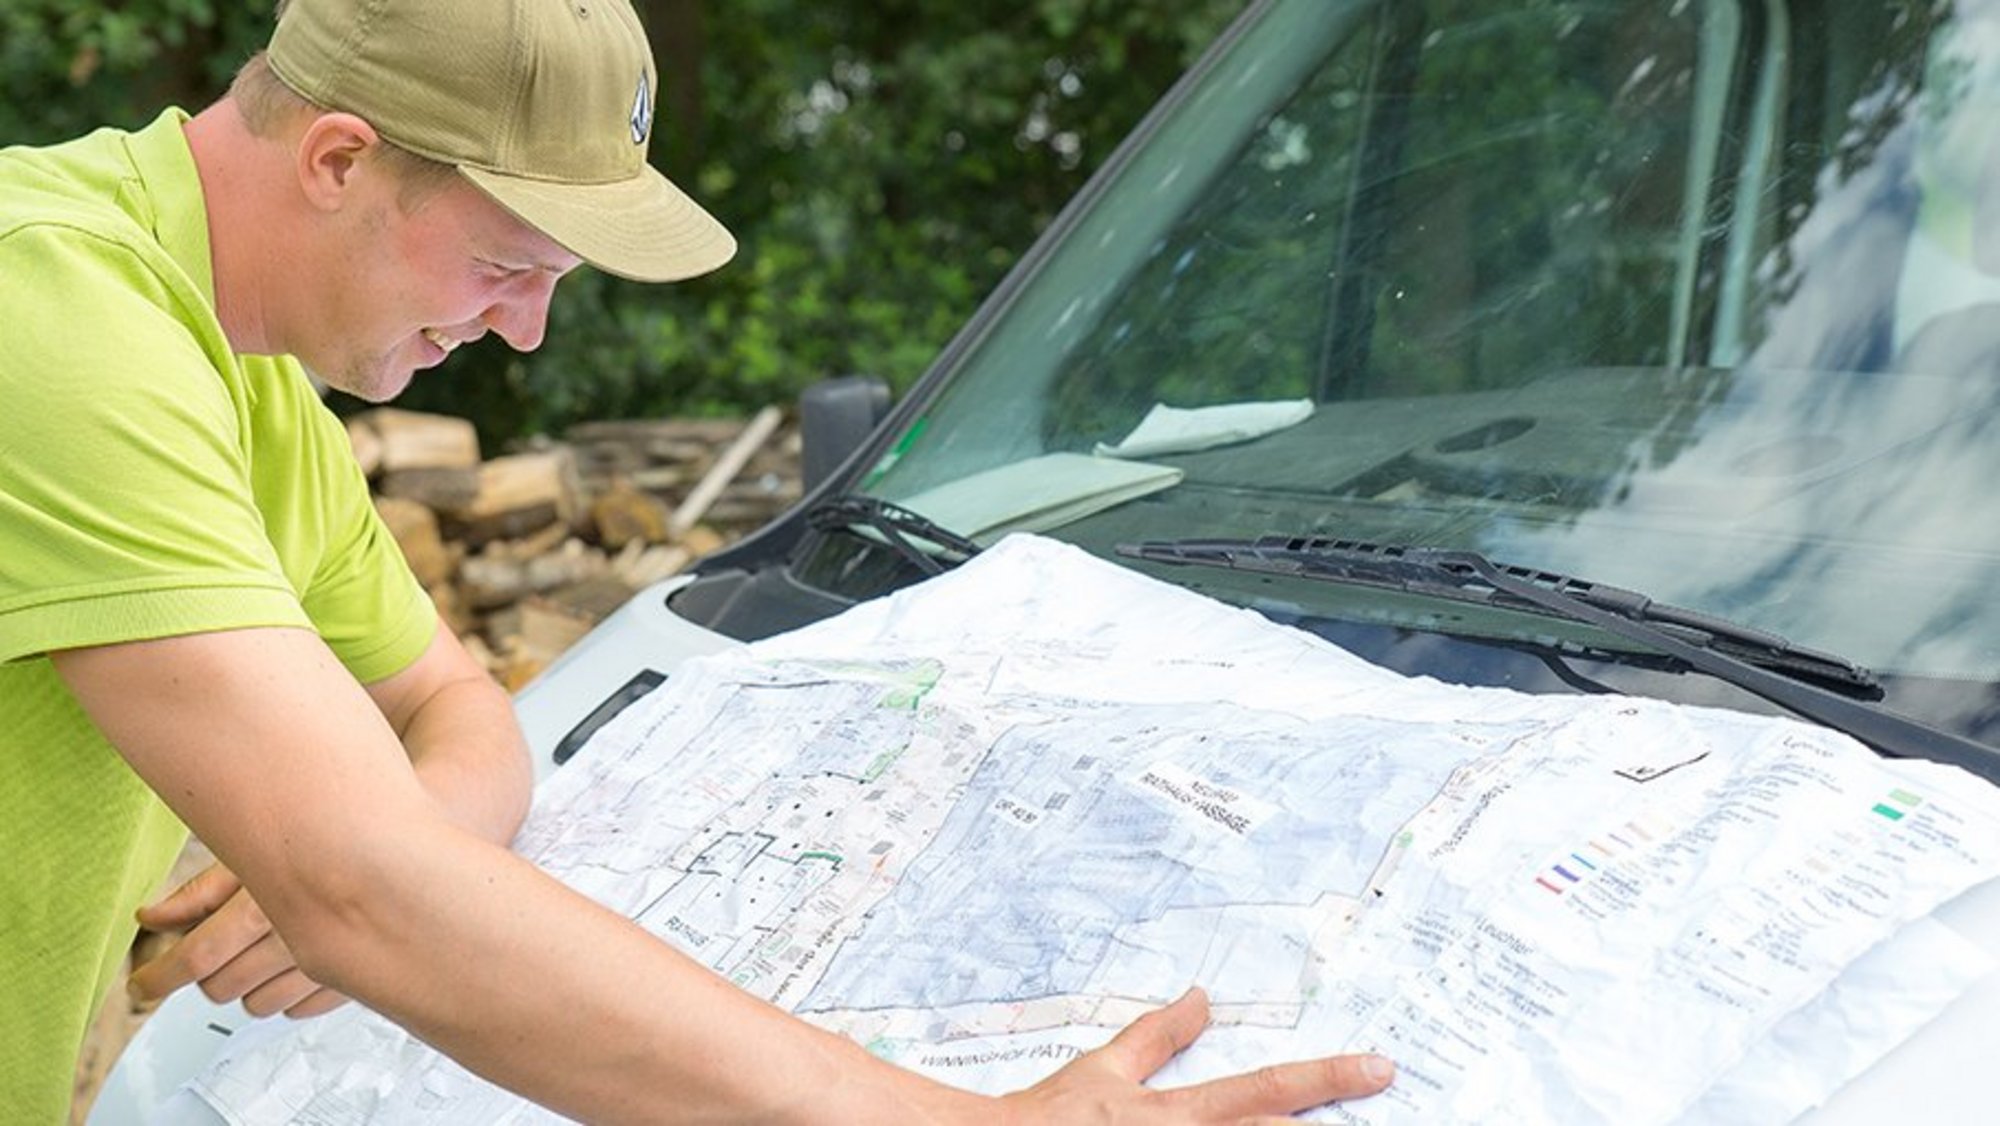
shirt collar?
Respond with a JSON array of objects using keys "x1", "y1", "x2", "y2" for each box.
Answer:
[{"x1": 121, "y1": 107, "x2": 216, "y2": 312}]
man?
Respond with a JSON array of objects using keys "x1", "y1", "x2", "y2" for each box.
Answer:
[{"x1": 0, "y1": 0, "x2": 1395, "y2": 1120}]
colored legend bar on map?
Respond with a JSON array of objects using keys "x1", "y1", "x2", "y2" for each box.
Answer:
[
  {"x1": 1873, "y1": 789, "x2": 1923, "y2": 822},
  {"x1": 1538, "y1": 817, "x2": 1677, "y2": 897},
  {"x1": 1537, "y1": 855, "x2": 1596, "y2": 895}
]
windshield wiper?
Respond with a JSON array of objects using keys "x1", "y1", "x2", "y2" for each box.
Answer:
[
  {"x1": 1118, "y1": 535, "x2": 2000, "y2": 781},
  {"x1": 807, "y1": 494, "x2": 980, "y2": 576}
]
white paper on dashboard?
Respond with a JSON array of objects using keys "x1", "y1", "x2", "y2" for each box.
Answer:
[
  {"x1": 891, "y1": 451, "x2": 1181, "y2": 545},
  {"x1": 1094, "y1": 398, "x2": 1314, "y2": 458}
]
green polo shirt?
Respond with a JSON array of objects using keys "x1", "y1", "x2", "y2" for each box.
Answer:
[{"x1": 0, "y1": 109, "x2": 437, "y2": 1122}]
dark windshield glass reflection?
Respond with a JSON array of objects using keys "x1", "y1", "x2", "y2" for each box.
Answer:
[{"x1": 845, "y1": 0, "x2": 2000, "y2": 687}]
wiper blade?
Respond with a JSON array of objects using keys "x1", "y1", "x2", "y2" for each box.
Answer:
[
  {"x1": 807, "y1": 494, "x2": 980, "y2": 576},
  {"x1": 1119, "y1": 535, "x2": 1999, "y2": 780},
  {"x1": 1123, "y1": 536, "x2": 1876, "y2": 692}
]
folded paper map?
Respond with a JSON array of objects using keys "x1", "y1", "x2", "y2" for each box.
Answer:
[{"x1": 182, "y1": 536, "x2": 2000, "y2": 1125}]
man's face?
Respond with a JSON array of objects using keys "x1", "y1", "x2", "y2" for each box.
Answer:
[{"x1": 299, "y1": 171, "x2": 582, "y2": 403}]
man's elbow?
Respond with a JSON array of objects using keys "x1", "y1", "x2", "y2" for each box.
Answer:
[{"x1": 253, "y1": 819, "x2": 465, "y2": 996}]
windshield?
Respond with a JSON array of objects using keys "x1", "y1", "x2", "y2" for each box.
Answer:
[{"x1": 805, "y1": 0, "x2": 2000, "y2": 713}]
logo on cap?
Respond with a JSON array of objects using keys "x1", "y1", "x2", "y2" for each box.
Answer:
[{"x1": 630, "y1": 72, "x2": 653, "y2": 145}]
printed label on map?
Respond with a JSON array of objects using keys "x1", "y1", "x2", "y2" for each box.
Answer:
[
  {"x1": 990, "y1": 794, "x2": 1045, "y2": 828},
  {"x1": 1131, "y1": 762, "x2": 1277, "y2": 837}
]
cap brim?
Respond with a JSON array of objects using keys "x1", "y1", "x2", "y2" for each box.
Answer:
[{"x1": 460, "y1": 164, "x2": 737, "y2": 284}]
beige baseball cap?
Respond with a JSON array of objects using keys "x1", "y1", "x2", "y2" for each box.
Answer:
[{"x1": 267, "y1": 0, "x2": 736, "y2": 283}]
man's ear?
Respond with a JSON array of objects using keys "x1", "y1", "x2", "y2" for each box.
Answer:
[{"x1": 294, "y1": 112, "x2": 384, "y2": 213}]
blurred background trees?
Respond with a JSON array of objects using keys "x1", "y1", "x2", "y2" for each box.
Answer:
[{"x1": 0, "y1": 0, "x2": 1246, "y2": 444}]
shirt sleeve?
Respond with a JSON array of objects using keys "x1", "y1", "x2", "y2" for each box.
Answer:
[
  {"x1": 0, "y1": 222, "x2": 311, "y2": 663},
  {"x1": 272, "y1": 366, "x2": 440, "y2": 684}
]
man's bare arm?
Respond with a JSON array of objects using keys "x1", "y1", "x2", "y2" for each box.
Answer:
[
  {"x1": 362, "y1": 617, "x2": 533, "y2": 842},
  {"x1": 56, "y1": 626, "x2": 1390, "y2": 1123},
  {"x1": 128, "y1": 619, "x2": 533, "y2": 1017}
]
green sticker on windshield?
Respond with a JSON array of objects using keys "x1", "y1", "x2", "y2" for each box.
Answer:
[{"x1": 862, "y1": 415, "x2": 928, "y2": 488}]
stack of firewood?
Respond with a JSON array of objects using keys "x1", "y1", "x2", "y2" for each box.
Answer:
[{"x1": 346, "y1": 405, "x2": 800, "y2": 690}]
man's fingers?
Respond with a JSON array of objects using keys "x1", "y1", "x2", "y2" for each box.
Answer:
[
  {"x1": 1168, "y1": 1053, "x2": 1395, "y2": 1120},
  {"x1": 1005, "y1": 991, "x2": 1394, "y2": 1124},
  {"x1": 127, "y1": 932, "x2": 200, "y2": 1003},
  {"x1": 1082, "y1": 987, "x2": 1211, "y2": 1082},
  {"x1": 242, "y1": 968, "x2": 325, "y2": 1018},
  {"x1": 135, "y1": 862, "x2": 241, "y2": 929},
  {"x1": 193, "y1": 931, "x2": 297, "y2": 1005},
  {"x1": 284, "y1": 987, "x2": 352, "y2": 1020},
  {"x1": 128, "y1": 888, "x2": 274, "y2": 1005}
]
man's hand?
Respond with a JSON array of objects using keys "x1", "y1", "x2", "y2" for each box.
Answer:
[
  {"x1": 130, "y1": 862, "x2": 348, "y2": 1019},
  {"x1": 998, "y1": 987, "x2": 1393, "y2": 1123}
]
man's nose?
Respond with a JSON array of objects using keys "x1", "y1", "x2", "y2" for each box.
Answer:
[{"x1": 484, "y1": 274, "x2": 559, "y2": 352}]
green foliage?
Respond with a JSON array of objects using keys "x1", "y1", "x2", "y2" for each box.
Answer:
[
  {"x1": 0, "y1": 0, "x2": 1248, "y2": 440},
  {"x1": 0, "y1": 0, "x2": 272, "y2": 139}
]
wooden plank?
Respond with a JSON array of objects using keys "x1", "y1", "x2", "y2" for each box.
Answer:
[{"x1": 668, "y1": 406, "x2": 784, "y2": 539}]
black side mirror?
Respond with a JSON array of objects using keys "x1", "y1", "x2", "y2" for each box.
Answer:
[{"x1": 798, "y1": 375, "x2": 892, "y2": 491}]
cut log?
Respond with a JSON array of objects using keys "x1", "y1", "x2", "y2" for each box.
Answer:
[
  {"x1": 459, "y1": 537, "x2": 608, "y2": 609},
  {"x1": 345, "y1": 416, "x2": 384, "y2": 479},
  {"x1": 517, "y1": 595, "x2": 601, "y2": 654},
  {"x1": 610, "y1": 539, "x2": 693, "y2": 589},
  {"x1": 678, "y1": 524, "x2": 727, "y2": 559},
  {"x1": 425, "y1": 575, "x2": 475, "y2": 638},
  {"x1": 352, "y1": 408, "x2": 482, "y2": 471},
  {"x1": 590, "y1": 477, "x2": 672, "y2": 550},
  {"x1": 628, "y1": 466, "x2": 693, "y2": 493},
  {"x1": 487, "y1": 519, "x2": 575, "y2": 562},
  {"x1": 566, "y1": 418, "x2": 747, "y2": 447},
  {"x1": 541, "y1": 574, "x2": 639, "y2": 623},
  {"x1": 458, "y1": 631, "x2": 502, "y2": 679},
  {"x1": 494, "y1": 596, "x2": 602, "y2": 692},
  {"x1": 447, "y1": 448, "x2": 584, "y2": 548},
  {"x1": 373, "y1": 495, "x2": 455, "y2": 588},
  {"x1": 378, "y1": 466, "x2": 482, "y2": 512}
]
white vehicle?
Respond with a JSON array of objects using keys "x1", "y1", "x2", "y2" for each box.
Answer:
[{"x1": 98, "y1": 1, "x2": 2000, "y2": 1120}]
